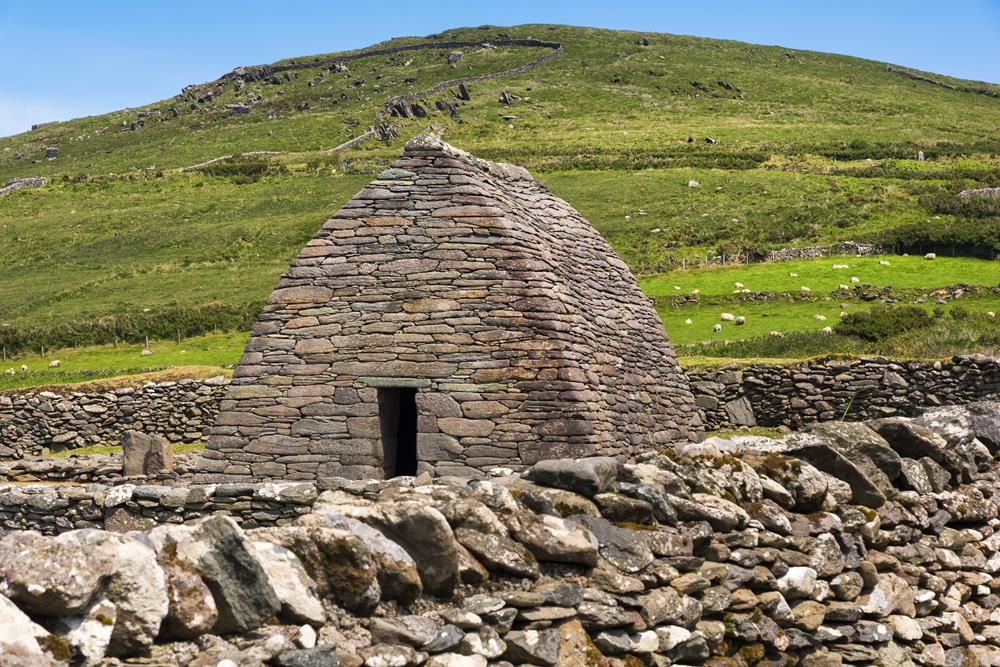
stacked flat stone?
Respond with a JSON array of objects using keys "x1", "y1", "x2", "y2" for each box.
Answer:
[{"x1": 204, "y1": 135, "x2": 701, "y2": 481}]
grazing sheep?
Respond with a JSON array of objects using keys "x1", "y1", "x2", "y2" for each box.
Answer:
[
  {"x1": 769, "y1": 331, "x2": 784, "y2": 337},
  {"x1": 820, "y1": 326, "x2": 833, "y2": 336},
  {"x1": 800, "y1": 286, "x2": 811, "y2": 293},
  {"x1": 48, "y1": 360, "x2": 60, "y2": 368},
  {"x1": 879, "y1": 260, "x2": 891, "y2": 266},
  {"x1": 988, "y1": 312, "x2": 996, "y2": 318},
  {"x1": 720, "y1": 313, "x2": 736, "y2": 321},
  {"x1": 691, "y1": 289, "x2": 701, "y2": 295},
  {"x1": 688, "y1": 179, "x2": 699, "y2": 188},
  {"x1": 789, "y1": 272, "x2": 798, "y2": 277},
  {"x1": 713, "y1": 323, "x2": 722, "y2": 333},
  {"x1": 740, "y1": 289, "x2": 751, "y2": 294},
  {"x1": 734, "y1": 316, "x2": 746, "y2": 325},
  {"x1": 141, "y1": 348, "x2": 153, "y2": 357},
  {"x1": 838, "y1": 284, "x2": 850, "y2": 291},
  {"x1": 650, "y1": 228, "x2": 661, "y2": 234},
  {"x1": 850, "y1": 276, "x2": 860, "y2": 284},
  {"x1": 624, "y1": 214, "x2": 632, "y2": 221},
  {"x1": 684, "y1": 318, "x2": 693, "y2": 324},
  {"x1": 19, "y1": 364, "x2": 27, "y2": 372},
  {"x1": 814, "y1": 314, "x2": 828, "y2": 321},
  {"x1": 673, "y1": 285, "x2": 681, "y2": 290},
  {"x1": 4, "y1": 368, "x2": 14, "y2": 376},
  {"x1": 832, "y1": 264, "x2": 849, "y2": 269},
  {"x1": 735, "y1": 282, "x2": 744, "y2": 289},
  {"x1": 840, "y1": 311, "x2": 848, "y2": 318},
  {"x1": 924, "y1": 253, "x2": 936, "y2": 260}
]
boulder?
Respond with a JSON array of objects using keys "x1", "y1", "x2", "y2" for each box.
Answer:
[
  {"x1": 513, "y1": 514, "x2": 600, "y2": 567},
  {"x1": 454, "y1": 527, "x2": 540, "y2": 579},
  {"x1": 0, "y1": 530, "x2": 112, "y2": 616},
  {"x1": 523, "y1": 457, "x2": 620, "y2": 496},
  {"x1": 0, "y1": 593, "x2": 58, "y2": 666},
  {"x1": 249, "y1": 541, "x2": 325, "y2": 625},
  {"x1": 808, "y1": 421, "x2": 902, "y2": 481},
  {"x1": 299, "y1": 511, "x2": 422, "y2": 603},
  {"x1": 568, "y1": 516, "x2": 651, "y2": 572},
  {"x1": 54, "y1": 598, "x2": 116, "y2": 666},
  {"x1": 780, "y1": 434, "x2": 888, "y2": 508},
  {"x1": 59, "y1": 530, "x2": 169, "y2": 655},
  {"x1": 144, "y1": 515, "x2": 280, "y2": 634},
  {"x1": 247, "y1": 525, "x2": 380, "y2": 615}
]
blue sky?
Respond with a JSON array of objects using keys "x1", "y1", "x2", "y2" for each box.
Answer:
[{"x1": 2, "y1": 0, "x2": 998, "y2": 137}]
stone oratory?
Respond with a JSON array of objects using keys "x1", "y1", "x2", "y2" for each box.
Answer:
[{"x1": 203, "y1": 135, "x2": 702, "y2": 480}]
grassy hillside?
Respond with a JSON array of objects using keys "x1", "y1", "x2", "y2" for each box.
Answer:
[{"x1": 1, "y1": 24, "x2": 999, "y2": 369}]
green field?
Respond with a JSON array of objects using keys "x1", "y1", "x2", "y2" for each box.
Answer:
[{"x1": 1, "y1": 24, "x2": 999, "y2": 386}]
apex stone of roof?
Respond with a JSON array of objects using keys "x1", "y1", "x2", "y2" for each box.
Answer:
[{"x1": 200, "y1": 135, "x2": 703, "y2": 483}]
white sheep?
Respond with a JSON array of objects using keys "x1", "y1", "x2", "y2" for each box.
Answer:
[
  {"x1": 4, "y1": 368, "x2": 13, "y2": 375},
  {"x1": 684, "y1": 318, "x2": 693, "y2": 324},
  {"x1": 740, "y1": 289, "x2": 751, "y2": 294},
  {"x1": 673, "y1": 285, "x2": 681, "y2": 290},
  {"x1": 789, "y1": 272, "x2": 798, "y2": 277},
  {"x1": 624, "y1": 214, "x2": 632, "y2": 221},
  {"x1": 838, "y1": 284, "x2": 850, "y2": 291},
  {"x1": 850, "y1": 277, "x2": 860, "y2": 284},
  {"x1": 832, "y1": 264, "x2": 849, "y2": 269},
  {"x1": 713, "y1": 323, "x2": 722, "y2": 333},
  {"x1": 988, "y1": 312, "x2": 996, "y2": 318},
  {"x1": 924, "y1": 253, "x2": 936, "y2": 260},
  {"x1": 720, "y1": 313, "x2": 736, "y2": 321},
  {"x1": 814, "y1": 314, "x2": 828, "y2": 321},
  {"x1": 820, "y1": 326, "x2": 833, "y2": 336},
  {"x1": 48, "y1": 360, "x2": 60, "y2": 368},
  {"x1": 141, "y1": 349, "x2": 153, "y2": 357},
  {"x1": 19, "y1": 364, "x2": 27, "y2": 372},
  {"x1": 734, "y1": 316, "x2": 746, "y2": 325},
  {"x1": 691, "y1": 289, "x2": 701, "y2": 295},
  {"x1": 800, "y1": 286, "x2": 812, "y2": 294},
  {"x1": 769, "y1": 331, "x2": 784, "y2": 337},
  {"x1": 688, "y1": 179, "x2": 700, "y2": 188},
  {"x1": 735, "y1": 282, "x2": 744, "y2": 289},
  {"x1": 879, "y1": 260, "x2": 891, "y2": 266},
  {"x1": 840, "y1": 311, "x2": 848, "y2": 318}
]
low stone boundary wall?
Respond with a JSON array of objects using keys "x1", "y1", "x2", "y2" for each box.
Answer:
[
  {"x1": 0, "y1": 479, "x2": 324, "y2": 534},
  {"x1": 0, "y1": 377, "x2": 228, "y2": 458},
  {"x1": 3, "y1": 403, "x2": 1000, "y2": 665},
  {"x1": 688, "y1": 354, "x2": 1000, "y2": 430}
]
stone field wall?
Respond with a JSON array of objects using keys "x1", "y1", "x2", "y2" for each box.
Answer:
[
  {"x1": 688, "y1": 355, "x2": 1000, "y2": 431},
  {"x1": 2, "y1": 355, "x2": 999, "y2": 464},
  {"x1": 0, "y1": 377, "x2": 228, "y2": 458},
  {"x1": 2, "y1": 402, "x2": 1000, "y2": 665}
]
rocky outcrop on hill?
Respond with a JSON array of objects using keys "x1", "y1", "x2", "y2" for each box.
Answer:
[
  {"x1": 0, "y1": 176, "x2": 47, "y2": 198},
  {"x1": 1, "y1": 401, "x2": 1000, "y2": 665}
]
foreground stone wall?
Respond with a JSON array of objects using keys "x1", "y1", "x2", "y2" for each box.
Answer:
[
  {"x1": 2, "y1": 401, "x2": 999, "y2": 665},
  {"x1": 0, "y1": 377, "x2": 228, "y2": 458},
  {"x1": 689, "y1": 354, "x2": 1000, "y2": 430}
]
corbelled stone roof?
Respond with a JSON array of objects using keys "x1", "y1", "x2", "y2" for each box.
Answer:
[{"x1": 202, "y1": 135, "x2": 702, "y2": 481}]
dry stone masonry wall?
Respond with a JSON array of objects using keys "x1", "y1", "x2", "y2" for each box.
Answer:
[
  {"x1": 0, "y1": 378, "x2": 227, "y2": 459},
  {"x1": 689, "y1": 355, "x2": 1000, "y2": 430},
  {"x1": 2, "y1": 401, "x2": 1000, "y2": 665},
  {"x1": 204, "y1": 135, "x2": 701, "y2": 481}
]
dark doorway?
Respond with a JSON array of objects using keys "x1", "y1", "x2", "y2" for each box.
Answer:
[{"x1": 378, "y1": 387, "x2": 418, "y2": 477}]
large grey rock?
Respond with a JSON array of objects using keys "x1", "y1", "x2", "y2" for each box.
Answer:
[
  {"x1": 0, "y1": 593, "x2": 58, "y2": 666},
  {"x1": 780, "y1": 434, "x2": 888, "y2": 508},
  {"x1": 247, "y1": 525, "x2": 380, "y2": 615},
  {"x1": 249, "y1": 541, "x2": 325, "y2": 625},
  {"x1": 299, "y1": 510, "x2": 422, "y2": 603},
  {"x1": 59, "y1": 530, "x2": 169, "y2": 655},
  {"x1": 55, "y1": 598, "x2": 116, "y2": 666},
  {"x1": 273, "y1": 645, "x2": 340, "y2": 667},
  {"x1": 155, "y1": 555, "x2": 218, "y2": 640},
  {"x1": 502, "y1": 627, "x2": 561, "y2": 666},
  {"x1": 569, "y1": 516, "x2": 653, "y2": 572},
  {"x1": 455, "y1": 527, "x2": 540, "y2": 579},
  {"x1": 808, "y1": 421, "x2": 902, "y2": 481},
  {"x1": 0, "y1": 530, "x2": 111, "y2": 616},
  {"x1": 512, "y1": 514, "x2": 599, "y2": 566},
  {"x1": 121, "y1": 430, "x2": 173, "y2": 476},
  {"x1": 144, "y1": 515, "x2": 280, "y2": 634},
  {"x1": 523, "y1": 457, "x2": 620, "y2": 496}
]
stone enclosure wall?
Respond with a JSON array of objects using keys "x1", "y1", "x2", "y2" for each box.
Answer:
[
  {"x1": 688, "y1": 355, "x2": 1000, "y2": 430},
  {"x1": 3, "y1": 402, "x2": 1000, "y2": 665},
  {"x1": 0, "y1": 377, "x2": 227, "y2": 458}
]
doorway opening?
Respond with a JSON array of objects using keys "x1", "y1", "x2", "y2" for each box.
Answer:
[{"x1": 378, "y1": 387, "x2": 418, "y2": 477}]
